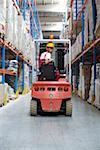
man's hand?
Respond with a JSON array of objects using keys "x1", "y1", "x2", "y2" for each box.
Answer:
[{"x1": 45, "y1": 59, "x2": 52, "y2": 64}]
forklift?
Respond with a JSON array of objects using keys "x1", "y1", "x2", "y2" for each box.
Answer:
[{"x1": 30, "y1": 39, "x2": 72, "y2": 116}]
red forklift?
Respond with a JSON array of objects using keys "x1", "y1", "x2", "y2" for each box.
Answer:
[{"x1": 30, "y1": 39, "x2": 72, "y2": 116}]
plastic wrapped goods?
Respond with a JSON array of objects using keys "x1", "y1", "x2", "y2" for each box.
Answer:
[
  {"x1": 88, "y1": 63, "x2": 100, "y2": 103},
  {"x1": 78, "y1": 63, "x2": 83, "y2": 97},
  {"x1": 7, "y1": 60, "x2": 18, "y2": 73},
  {"x1": 25, "y1": 10, "x2": 30, "y2": 31},
  {"x1": 84, "y1": 8, "x2": 89, "y2": 46},
  {"x1": 18, "y1": 15, "x2": 23, "y2": 50},
  {"x1": 93, "y1": 79, "x2": 100, "y2": 109},
  {"x1": 81, "y1": 64, "x2": 91, "y2": 100},
  {"x1": 5, "y1": 0, "x2": 13, "y2": 43},
  {"x1": 0, "y1": 84, "x2": 5, "y2": 106},
  {"x1": 13, "y1": 6, "x2": 18, "y2": 48},
  {"x1": 0, "y1": 0, "x2": 6, "y2": 33},
  {"x1": 87, "y1": 0, "x2": 94, "y2": 41},
  {"x1": 8, "y1": 86, "x2": 16, "y2": 100},
  {"x1": 24, "y1": 64, "x2": 30, "y2": 88},
  {"x1": 21, "y1": 24, "x2": 27, "y2": 53}
]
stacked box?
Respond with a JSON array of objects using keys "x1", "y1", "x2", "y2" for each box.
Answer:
[{"x1": 0, "y1": 0, "x2": 6, "y2": 34}]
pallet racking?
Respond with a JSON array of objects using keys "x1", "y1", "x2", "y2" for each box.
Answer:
[
  {"x1": 0, "y1": 0, "x2": 42, "y2": 96},
  {"x1": 67, "y1": 0, "x2": 100, "y2": 101}
]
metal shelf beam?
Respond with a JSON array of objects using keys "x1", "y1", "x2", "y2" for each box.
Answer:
[
  {"x1": 0, "y1": 69, "x2": 16, "y2": 76},
  {"x1": 0, "y1": 38, "x2": 31, "y2": 66},
  {"x1": 72, "y1": 38, "x2": 100, "y2": 64}
]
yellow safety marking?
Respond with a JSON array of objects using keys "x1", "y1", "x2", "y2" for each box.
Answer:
[
  {"x1": 4, "y1": 94, "x2": 7, "y2": 106},
  {"x1": 16, "y1": 90, "x2": 19, "y2": 99}
]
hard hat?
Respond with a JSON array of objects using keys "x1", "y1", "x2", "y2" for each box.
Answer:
[{"x1": 46, "y1": 42, "x2": 54, "y2": 48}]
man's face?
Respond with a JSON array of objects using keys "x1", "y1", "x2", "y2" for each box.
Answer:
[{"x1": 46, "y1": 46, "x2": 53, "y2": 53}]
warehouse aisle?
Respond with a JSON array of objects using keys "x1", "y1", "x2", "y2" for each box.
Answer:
[{"x1": 0, "y1": 94, "x2": 100, "y2": 150}]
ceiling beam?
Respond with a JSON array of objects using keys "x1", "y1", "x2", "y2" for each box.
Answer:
[
  {"x1": 39, "y1": 16, "x2": 63, "y2": 22},
  {"x1": 37, "y1": 4, "x2": 66, "y2": 13},
  {"x1": 42, "y1": 22, "x2": 64, "y2": 31}
]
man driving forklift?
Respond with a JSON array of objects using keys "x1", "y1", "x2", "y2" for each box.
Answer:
[
  {"x1": 39, "y1": 42, "x2": 59, "y2": 81},
  {"x1": 40, "y1": 42, "x2": 54, "y2": 65}
]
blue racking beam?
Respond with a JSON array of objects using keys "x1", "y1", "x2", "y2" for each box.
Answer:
[
  {"x1": 23, "y1": 0, "x2": 26, "y2": 20},
  {"x1": 76, "y1": 0, "x2": 78, "y2": 22},
  {"x1": 2, "y1": 46, "x2": 5, "y2": 84},
  {"x1": 75, "y1": 0, "x2": 79, "y2": 90},
  {"x1": 15, "y1": 55, "x2": 19, "y2": 93}
]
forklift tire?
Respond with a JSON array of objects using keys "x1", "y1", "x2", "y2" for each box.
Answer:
[
  {"x1": 65, "y1": 99, "x2": 72, "y2": 117},
  {"x1": 30, "y1": 99, "x2": 37, "y2": 116}
]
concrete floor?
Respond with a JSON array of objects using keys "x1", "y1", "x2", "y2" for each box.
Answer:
[{"x1": 0, "y1": 94, "x2": 100, "y2": 150}]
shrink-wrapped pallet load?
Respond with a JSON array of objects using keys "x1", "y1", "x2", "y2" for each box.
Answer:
[
  {"x1": 25, "y1": 10, "x2": 30, "y2": 31},
  {"x1": 88, "y1": 64, "x2": 100, "y2": 104},
  {"x1": 0, "y1": 0, "x2": 6, "y2": 34},
  {"x1": 78, "y1": 63, "x2": 83, "y2": 97},
  {"x1": 5, "y1": 0, "x2": 13, "y2": 43},
  {"x1": 93, "y1": 79, "x2": 100, "y2": 109},
  {"x1": 0, "y1": 84, "x2": 5, "y2": 106},
  {"x1": 24, "y1": 64, "x2": 30, "y2": 89},
  {"x1": 84, "y1": 7, "x2": 89, "y2": 46},
  {"x1": 88, "y1": 0, "x2": 94, "y2": 41},
  {"x1": 81, "y1": 64, "x2": 91, "y2": 100},
  {"x1": 18, "y1": 15, "x2": 23, "y2": 50},
  {"x1": 13, "y1": 6, "x2": 18, "y2": 48}
]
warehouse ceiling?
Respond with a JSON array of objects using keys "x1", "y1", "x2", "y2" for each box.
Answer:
[{"x1": 36, "y1": 0, "x2": 67, "y2": 39}]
